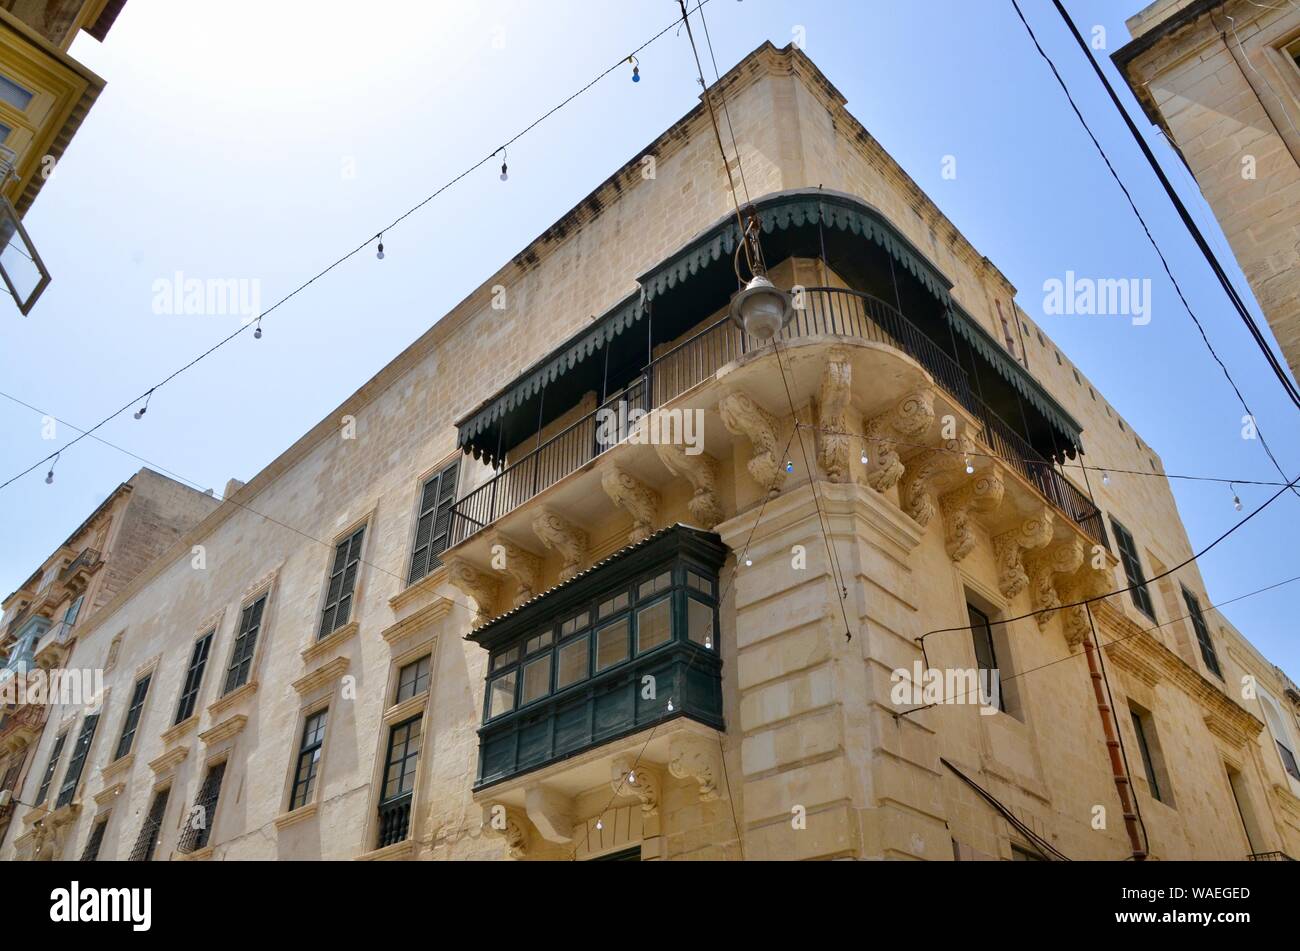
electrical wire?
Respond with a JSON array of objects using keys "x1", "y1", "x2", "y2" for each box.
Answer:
[{"x1": 0, "y1": 0, "x2": 718, "y2": 494}]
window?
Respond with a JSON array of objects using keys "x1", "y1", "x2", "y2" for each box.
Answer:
[
  {"x1": 487, "y1": 671, "x2": 516, "y2": 718},
  {"x1": 174, "y1": 631, "x2": 214, "y2": 724},
  {"x1": 687, "y1": 597, "x2": 715, "y2": 649},
  {"x1": 1109, "y1": 518, "x2": 1156, "y2": 620},
  {"x1": 1131, "y1": 710, "x2": 1163, "y2": 802},
  {"x1": 378, "y1": 716, "x2": 421, "y2": 847},
  {"x1": 395, "y1": 655, "x2": 431, "y2": 703},
  {"x1": 968, "y1": 604, "x2": 1004, "y2": 713},
  {"x1": 289, "y1": 709, "x2": 328, "y2": 811},
  {"x1": 1259, "y1": 691, "x2": 1300, "y2": 782},
  {"x1": 408, "y1": 461, "x2": 459, "y2": 585},
  {"x1": 520, "y1": 654, "x2": 551, "y2": 705},
  {"x1": 1180, "y1": 585, "x2": 1221, "y2": 679},
  {"x1": 1011, "y1": 845, "x2": 1045, "y2": 861},
  {"x1": 56, "y1": 713, "x2": 99, "y2": 808},
  {"x1": 81, "y1": 818, "x2": 108, "y2": 861},
  {"x1": 596, "y1": 619, "x2": 630, "y2": 670},
  {"x1": 0, "y1": 74, "x2": 33, "y2": 111},
  {"x1": 129, "y1": 788, "x2": 170, "y2": 861},
  {"x1": 63, "y1": 594, "x2": 84, "y2": 627},
  {"x1": 114, "y1": 674, "x2": 151, "y2": 760},
  {"x1": 319, "y1": 525, "x2": 365, "y2": 638},
  {"x1": 556, "y1": 635, "x2": 589, "y2": 689},
  {"x1": 0, "y1": 761, "x2": 20, "y2": 794},
  {"x1": 34, "y1": 732, "x2": 66, "y2": 805},
  {"x1": 179, "y1": 761, "x2": 226, "y2": 853},
  {"x1": 223, "y1": 595, "x2": 266, "y2": 694},
  {"x1": 635, "y1": 599, "x2": 671, "y2": 653}
]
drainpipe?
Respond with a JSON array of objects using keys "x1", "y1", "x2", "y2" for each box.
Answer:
[{"x1": 1081, "y1": 619, "x2": 1147, "y2": 861}]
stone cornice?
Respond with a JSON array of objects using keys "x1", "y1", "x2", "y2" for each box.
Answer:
[
  {"x1": 160, "y1": 714, "x2": 199, "y2": 747},
  {"x1": 291, "y1": 656, "x2": 350, "y2": 696},
  {"x1": 100, "y1": 752, "x2": 134, "y2": 783},
  {"x1": 92, "y1": 782, "x2": 125, "y2": 808},
  {"x1": 388, "y1": 568, "x2": 449, "y2": 614},
  {"x1": 1097, "y1": 601, "x2": 1262, "y2": 744},
  {"x1": 147, "y1": 746, "x2": 189, "y2": 776},
  {"x1": 207, "y1": 681, "x2": 256, "y2": 719},
  {"x1": 199, "y1": 714, "x2": 247, "y2": 747},
  {"x1": 301, "y1": 621, "x2": 358, "y2": 665},
  {"x1": 381, "y1": 596, "x2": 453, "y2": 644},
  {"x1": 273, "y1": 801, "x2": 319, "y2": 831},
  {"x1": 383, "y1": 693, "x2": 427, "y2": 727}
]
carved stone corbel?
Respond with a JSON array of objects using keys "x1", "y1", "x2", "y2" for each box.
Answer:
[
  {"x1": 530, "y1": 508, "x2": 589, "y2": 581},
  {"x1": 938, "y1": 467, "x2": 1005, "y2": 561},
  {"x1": 524, "y1": 785, "x2": 576, "y2": 844},
  {"x1": 719, "y1": 391, "x2": 786, "y2": 497},
  {"x1": 445, "y1": 557, "x2": 500, "y2": 623},
  {"x1": 668, "y1": 733, "x2": 723, "y2": 802},
  {"x1": 1025, "y1": 539, "x2": 1084, "y2": 628},
  {"x1": 900, "y1": 431, "x2": 977, "y2": 527},
  {"x1": 993, "y1": 509, "x2": 1055, "y2": 600},
  {"x1": 482, "y1": 802, "x2": 531, "y2": 859},
  {"x1": 488, "y1": 533, "x2": 543, "y2": 607},
  {"x1": 610, "y1": 754, "x2": 662, "y2": 817},
  {"x1": 1059, "y1": 565, "x2": 1114, "y2": 649},
  {"x1": 654, "y1": 444, "x2": 723, "y2": 530},
  {"x1": 815, "y1": 347, "x2": 853, "y2": 483},
  {"x1": 862, "y1": 388, "x2": 936, "y2": 491},
  {"x1": 600, "y1": 467, "x2": 661, "y2": 543}
]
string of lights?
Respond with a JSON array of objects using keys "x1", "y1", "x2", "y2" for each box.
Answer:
[{"x1": 0, "y1": 0, "x2": 717, "y2": 494}]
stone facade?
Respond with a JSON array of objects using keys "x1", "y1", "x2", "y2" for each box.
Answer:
[
  {"x1": 0, "y1": 467, "x2": 217, "y2": 849},
  {"x1": 2, "y1": 43, "x2": 1297, "y2": 863},
  {"x1": 1116, "y1": 0, "x2": 1300, "y2": 379}
]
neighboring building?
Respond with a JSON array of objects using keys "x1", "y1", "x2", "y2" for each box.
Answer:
[
  {"x1": 0, "y1": 0, "x2": 127, "y2": 314},
  {"x1": 0, "y1": 467, "x2": 217, "y2": 851},
  {"x1": 2, "y1": 42, "x2": 1297, "y2": 862},
  {"x1": 1115, "y1": 0, "x2": 1300, "y2": 379}
]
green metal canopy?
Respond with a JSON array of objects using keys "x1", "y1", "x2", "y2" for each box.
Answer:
[
  {"x1": 455, "y1": 188, "x2": 1084, "y2": 460},
  {"x1": 454, "y1": 291, "x2": 643, "y2": 457}
]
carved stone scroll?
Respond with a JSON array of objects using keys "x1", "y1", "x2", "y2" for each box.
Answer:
[
  {"x1": 862, "y1": 388, "x2": 936, "y2": 492},
  {"x1": 719, "y1": 391, "x2": 786, "y2": 497},
  {"x1": 600, "y1": 466, "x2": 661, "y2": 543},
  {"x1": 993, "y1": 509, "x2": 1055, "y2": 600},
  {"x1": 445, "y1": 557, "x2": 500, "y2": 624},
  {"x1": 938, "y1": 467, "x2": 1005, "y2": 562},
  {"x1": 655, "y1": 444, "x2": 723, "y2": 530},
  {"x1": 1026, "y1": 539, "x2": 1084, "y2": 628},
  {"x1": 530, "y1": 508, "x2": 589, "y2": 582},
  {"x1": 816, "y1": 347, "x2": 853, "y2": 484}
]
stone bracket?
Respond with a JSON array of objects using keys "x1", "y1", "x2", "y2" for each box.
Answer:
[
  {"x1": 530, "y1": 508, "x2": 590, "y2": 582},
  {"x1": 938, "y1": 466, "x2": 1005, "y2": 561},
  {"x1": 993, "y1": 509, "x2": 1055, "y2": 599},
  {"x1": 600, "y1": 466, "x2": 662, "y2": 543},
  {"x1": 668, "y1": 732, "x2": 723, "y2": 802},
  {"x1": 719, "y1": 390, "x2": 787, "y2": 497},
  {"x1": 654, "y1": 444, "x2": 723, "y2": 530},
  {"x1": 862, "y1": 388, "x2": 936, "y2": 491}
]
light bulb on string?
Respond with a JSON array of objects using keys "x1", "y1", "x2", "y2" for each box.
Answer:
[
  {"x1": 666, "y1": 698, "x2": 674, "y2": 712},
  {"x1": 860, "y1": 446, "x2": 868, "y2": 465},
  {"x1": 497, "y1": 147, "x2": 508, "y2": 182},
  {"x1": 744, "y1": 557, "x2": 752, "y2": 567},
  {"x1": 596, "y1": 819, "x2": 603, "y2": 831},
  {"x1": 628, "y1": 55, "x2": 640, "y2": 82},
  {"x1": 1102, "y1": 471, "x2": 1111, "y2": 486},
  {"x1": 1231, "y1": 483, "x2": 1242, "y2": 512},
  {"x1": 627, "y1": 770, "x2": 636, "y2": 785},
  {"x1": 785, "y1": 460, "x2": 794, "y2": 473},
  {"x1": 964, "y1": 457, "x2": 974, "y2": 475},
  {"x1": 45, "y1": 453, "x2": 59, "y2": 485},
  {"x1": 133, "y1": 389, "x2": 154, "y2": 421},
  {"x1": 253, "y1": 319, "x2": 263, "y2": 340},
  {"x1": 376, "y1": 233, "x2": 385, "y2": 260}
]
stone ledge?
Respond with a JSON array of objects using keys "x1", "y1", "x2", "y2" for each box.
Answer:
[
  {"x1": 199, "y1": 714, "x2": 248, "y2": 747},
  {"x1": 301, "y1": 620, "x2": 359, "y2": 665},
  {"x1": 100, "y1": 753, "x2": 135, "y2": 783},
  {"x1": 148, "y1": 746, "x2": 189, "y2": 776},
  {"x1": 381, "y1": 597, "x2": 453, "y2": 644},
  {"x1": 388, "y1": 567, "x2": 449, "y2": 614},
  {"x1": 92, "y1": 783, "x2": 125, "y2": 808},
  {"x1": 160, "y1": 714, "x2": 200, "y2": 747},
  {"x1": 383, "y1": 693, "x2": 427, "y2": 726},
  {"x1": 207, "y1": 681, "x2": 257, "y2": 719},
  {"x1": 355, "y1": 839, "x2": 415, "y2": 861},
  {"x1": 273, "y1": 801, "x2": 319, "y2": 831},
  {"x1": 292, "y1": 656, "x2": 350, "y2": 695},
  {"x1": 175, "y1": 845, "x2": 214, "y2": 861}
]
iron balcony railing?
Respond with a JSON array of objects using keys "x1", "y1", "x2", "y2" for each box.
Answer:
[
  {"x1": 449, "y1": 288, "x2": 1106, "y2": 549},
  {"x1": 58, "y1": 547, "x2": 101, "y2": 586},
  {"x1": 377, "y1": 793, "x2": 413, "y2": 848}
]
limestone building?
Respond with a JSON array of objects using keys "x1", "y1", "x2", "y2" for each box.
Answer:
[
  {"x1": 0, "y1": 467, "x2": 218, "y2": 851},
  {"x1": 3, "y1": 42, "x2": 1298, "y2": 862},
  {"x1": 1116, "y1": 0, "x2": 1300, "y2": 379}
]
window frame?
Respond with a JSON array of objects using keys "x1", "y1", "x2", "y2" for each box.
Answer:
[
  {"x1": 222, "y1": 593, "x2": 268, "y2": 695},
  {"x1": 1131, "y1": 709, "x2": 1163, "y2": 803},
  {"x1": 1180, "y1": 584, "x2": 1222, "y2": 679},
  {"x1": 318, "y1": 523, "x2": 367, "y2": 639},
  {"x1": 178, "y1": 759, "x2": 227, "y2": 853},
  {"x1": 394, "y1": 654, "x2": 432, "y2": 705},
  {"x1": 114, "y1": 673, "x2": 152, "y2": 761},
  {"x1": 173, "y1": 630, "x2": 215, "y2": 725},
  {"x1": 407, "y1": 459, "x2": 460, "y2": 586},
  {"x1": 34, "y1": 731, "x2": 67, "y2": 805},
  {"x1": 288, "y1": 707, "x2": 329, "y2": 812},
  {"x1": 81, "y1": 816, "x2": 110, "y2": 861},
  {"x1": 129, "y1": 786, "x2": 171, "y2": 862},
  {"x1": 56, "y1": 712, "x2": 100, "y2": 808},
  {"x1": 1109, "y1": 517, "x2": 1156, "y2": 621}
]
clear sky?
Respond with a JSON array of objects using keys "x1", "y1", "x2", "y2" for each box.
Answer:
[{"x1": 2, "y1": 1, "x2": 1296, "y2": 677}]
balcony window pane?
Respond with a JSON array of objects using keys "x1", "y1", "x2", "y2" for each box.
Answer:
[
  {"x1": 687, "y1": 570, "x2": 714, "y2": 595},
  {"x1": 688, "y1": 597, "x2": 715, "y2": 649},
  {"x1": 521, "y1": 655, "x2": 551, "y2": 705},
  {"x1": 560, "y1": 612, "x2": 589, "y2": 636},
  {"x1": 557, "y1": 635, "x2": 589, "y2": 689},
  {"x1": 636, "y1": 599, "x2": 671, "y2": 653},
  {"x1": 0, "y1": 75, "x2": 33, "y2": 111},
  {"x1": 638, "y1": 571, "x2": 671, "y2": 600},
  {"x1": 491, "y1": 646, "x2": 518, "y2": 671},
  {"x1": 525, "y1": 631, "x2": 552, "y2": 654},
  {"x1": 596, "y1": 619, "x2": 629, "y2": 671},
  {"x1": 598, "y1": 592, "x2": 629, "y2": 619},
  {"x1": 488, "y1": 672, "x2": 516, "y2": 718}
]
